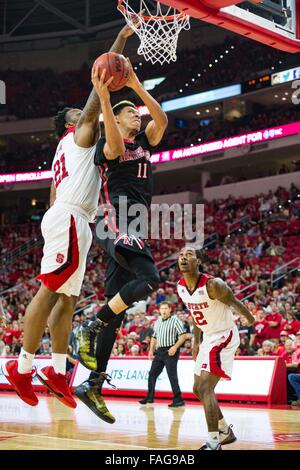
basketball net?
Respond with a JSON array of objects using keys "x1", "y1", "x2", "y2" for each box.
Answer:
[{"x1": 117, "y1": 1, "x2": 190, "y2": 65}]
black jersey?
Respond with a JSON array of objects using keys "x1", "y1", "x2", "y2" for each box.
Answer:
[{"x1": 94, "y1": 131, "x2": 154, "y2": 212}]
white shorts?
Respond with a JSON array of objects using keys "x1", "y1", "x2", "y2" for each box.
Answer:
[
  {"x1": 37, "y1": 204, "x2": 92, "y2": 297},
  {"x1": 195, "y1": 326, "x2": 240, "y2": 380}
]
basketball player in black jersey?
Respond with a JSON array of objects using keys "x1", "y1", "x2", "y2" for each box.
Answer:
[{"x1": 74, "y1": 61, "x2": 168, "y2": 421}]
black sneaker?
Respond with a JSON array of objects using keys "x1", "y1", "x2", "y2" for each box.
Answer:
[
  {"x1": 199, "y1": 442, "x2": 222, "y2": 450},
  {"x1": 168, "y1": 401, "x2": 185, "y2": 408},
  {"x1": 139, "y1": 397, "x2": 154, "y2": 405},
  {"x1": 77, "y1": 320, "x2": 106, "y2": 371},
  {"x1": 74, "y1": 374, "x2": 116, "y2": 424}
]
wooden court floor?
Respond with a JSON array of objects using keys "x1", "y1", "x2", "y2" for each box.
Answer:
[{"x1": 0, "y1": 393, "x2": 299, "y2": 450}]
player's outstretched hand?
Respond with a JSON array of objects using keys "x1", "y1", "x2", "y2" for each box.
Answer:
[
  {"x1": 91, "y1": 64, "x2": 114, "y2": 101},
  {"x1": 125, "y1": 58, "x2": 141, "y2": 90},
  {"x1": 119, "y1": 11, "x2": 144, "y2": 38}
]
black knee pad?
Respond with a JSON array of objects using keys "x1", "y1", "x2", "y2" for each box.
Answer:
[{"x1": 143, "y1": 271, "x2": 160, "y2": 293}]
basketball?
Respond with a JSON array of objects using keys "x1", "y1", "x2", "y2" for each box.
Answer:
[{"x1": 94, "y1": 52, "x2": 130, "y2": 91}]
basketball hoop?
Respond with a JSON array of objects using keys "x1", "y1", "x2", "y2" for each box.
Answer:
[{"x1": 117, "y1": 0, "x2": 190, "y2": 65}]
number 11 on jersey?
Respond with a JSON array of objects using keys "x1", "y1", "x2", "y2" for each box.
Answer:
[{"x1": 137, "y1": 162, "x2": 147, "y2": 179}]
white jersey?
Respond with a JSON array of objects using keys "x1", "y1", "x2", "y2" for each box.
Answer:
[
  {"x1": 52, "y1": 127, "x2": 101, "y2": 222},
  {"x1": 177, "y1": 273, "x2": 235, "y2": 335}
]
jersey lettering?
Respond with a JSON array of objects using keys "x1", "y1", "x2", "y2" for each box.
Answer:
[
  {"x1": 193, "y1": 310, "x2": 208, "y2": 326},
  {"x1": 53, "y1": 153, "x2": 69, "y2": 188}
]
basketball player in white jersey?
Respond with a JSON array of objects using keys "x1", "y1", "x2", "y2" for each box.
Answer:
[
  {"x1": 177, "y1": 247, "x2": 254, "y2": 450},
  {"x1": 3, "y1": 23, "x2": 137, "y2": 408}
]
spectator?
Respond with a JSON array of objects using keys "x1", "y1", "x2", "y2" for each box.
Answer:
[
  {"x1": 130, "y1": 345, "x2": 140, "y2": 356},
  {"x1": 264, "y1": 301, "x2": 282, "y2": 340},
  {"x1": 281, "y1": 312, "x2": 300, "y2": 336},
  {"x1": 117, "y1": 343, "x2": 126, "y2": 356},
  {"x1": 165, "y1": 287, "x2": 178, "y2": 304},
  {"x1": 257, "y1": 340, "x2": 276, "y2": 356},
  {"x1": 39, "y1": 339, "x2": 52, "y2": 356},
  {"x1": 181, "y1": 338, "x2": 192, "y2": 356},
  {"x1": 280, "y1": 339, "x2": 298, "y2": 369}
]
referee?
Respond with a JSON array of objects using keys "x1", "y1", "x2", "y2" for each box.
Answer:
[{"x1": 139, "y1": 302, "x2": 187, "y2": 407}]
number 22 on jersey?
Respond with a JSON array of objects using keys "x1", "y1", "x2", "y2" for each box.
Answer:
[
  {"x1": 193, "y1": 310, "x2": 208, "y2": 326},
  {"x1": 53, "y1": 153, "x2": 69, "y2": 188}
]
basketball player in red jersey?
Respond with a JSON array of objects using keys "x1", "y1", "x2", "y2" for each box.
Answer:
[
  {"x1": 2, "y1": 23, "x2": 137, "y2": 409},
  {"x1": 177, "y1": 247, "x2": 254, "y2": 450}
]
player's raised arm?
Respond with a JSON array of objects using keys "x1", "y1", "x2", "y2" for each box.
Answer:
[
  {"x1": 207, "y1": 278, "x2": 255, "y2": 326},
  {"x1": 125, "y1": 62, "x2": 168, "y2": 147},
  {"x1": 92, "y1": 67, "x2": 126, "y2": 160},
  {"x1": 74, "y1": 24, "x2": 137, "y2": 149}
]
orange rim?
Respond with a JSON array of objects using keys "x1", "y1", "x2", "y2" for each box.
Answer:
[{"x1": 117, "y1": 0, "x2": 188, "y2": 22}]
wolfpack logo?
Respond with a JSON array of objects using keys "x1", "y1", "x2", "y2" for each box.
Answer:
[
  {"x1": 56, "y1": 253, "x2": 64, "y2": 264},
  {"x1": 201, "y1": 363, "x2": 207, "y2": 369},
  {"x1": 119, "y1": 146, "x2": 151, "y2": 163},
  {"x1": 198, "y1": 289, "x2": 204, "y2": 295},
  {"x1": 114, "y1": 233, "x2": 145, "y2": 250}
]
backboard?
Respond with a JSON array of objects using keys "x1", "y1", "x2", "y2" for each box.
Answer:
[{"x1": 159, "y1": 1, "x2": 300, "y2": 52}]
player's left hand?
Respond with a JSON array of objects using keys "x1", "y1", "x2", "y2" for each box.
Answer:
[
  {"x1": 168, "y1": 346, "x2": 177, "y2": 356},
  {"x1": 119, "y1": 11, "x2": 143, "y2": 38},
  {"x1": 91, "y1": 65, "x2": 114, "y2": 101}
]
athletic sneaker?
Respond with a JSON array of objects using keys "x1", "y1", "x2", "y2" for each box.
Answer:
[
  {"x1": 139, "y1": 397, "x2": 154, "y2": 405},
  {"x1": 37, "y1": 366, "x2": 76, "y2": 409},
  {"x1": 2, "y1": 359, "x2": 38, "y2": 406},
  {"x1": 168, "y1": 400, "x2": 185, "y2": 408},
  {"x1": 219, "y1": 424, "x2": 237, "y2": 445},
  {"x1": 199, "y1": 442, "x2": 222, "y2": 450},
  {"x1": 77, "y1": 320, "x2": 106, "y2": 371},
  {"x1": 74, "y1": 377, "x2": 115, "y2": 424}
]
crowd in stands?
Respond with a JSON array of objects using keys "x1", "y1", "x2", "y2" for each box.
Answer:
[
  {"x1": 1, "y1": 185, "x2": 300, "y2": 386},
  {"x1": 0, "y1": 36, "x2": 287, "y2": 122},
  {"x1": 2, "y1": 102, "x2": 300, "y2": 175}
]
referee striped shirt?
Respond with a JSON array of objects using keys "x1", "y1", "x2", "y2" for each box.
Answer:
[{"x1": 152, "y1": 315, "x2": 185, "y2": 348}]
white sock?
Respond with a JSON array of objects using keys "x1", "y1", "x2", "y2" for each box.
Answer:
[
  {"x1": 18, "y1": 348, "x2": 35, "y2": 374},
  {"x1": 218, "y1": 417, "x2": 229, "y2": 433},
  {"x1": 208, "y1": 431, "x2": 219, "y2": 448},
  {"x1": 52, "y1": 353, "x2": 66, "y2": 375}
]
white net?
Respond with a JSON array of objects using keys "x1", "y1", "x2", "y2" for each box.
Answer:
[{"x1": 118, "y1": 1, "x2": 190, "y2": 65}]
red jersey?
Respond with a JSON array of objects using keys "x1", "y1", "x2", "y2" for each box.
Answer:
[
  {"x1": 128, "y1": 325, "x2": 144, "y2": 335},
  {"x1": 281, "y1": 319, "x2": 300, "y2": 336},
  {"x1": 253, "y1": 320, "x2": 270, "y2": 346},
  {"x1": 280, "y1": 350, "x2": 295, "y2": 364},
  {"x1": 265, "y1": 312, "x2": 282, "y2": 339},
  {"x1": 3, "y1": 329, "x2": 22, "y2": 346}
]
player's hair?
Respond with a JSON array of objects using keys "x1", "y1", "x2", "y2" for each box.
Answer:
[
  {"x1": 53, "y1": 107, "x2": 72, "y2": 138},
  {"x1": 112, "y1": 100, "x2": 137, "y2": 116}
]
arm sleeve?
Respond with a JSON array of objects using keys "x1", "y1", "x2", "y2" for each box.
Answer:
[{"x1": 94, "y1": 137, "x2": 106, "y2": 165}]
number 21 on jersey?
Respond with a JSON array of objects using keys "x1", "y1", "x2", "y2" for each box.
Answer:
[
  {"x1": 53, "y1": 152, "x2": 69, "y2": 188},
  {"x1": 193, "y1": 310, "x2": 208, "y2": 326}
]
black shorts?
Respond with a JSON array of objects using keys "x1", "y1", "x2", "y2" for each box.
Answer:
[{"x1": 95, "y1": 231, "x2": 155, "y2": 298}]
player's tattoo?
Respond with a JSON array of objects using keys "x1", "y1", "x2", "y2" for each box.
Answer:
[{"x1": 77, "y1": 89, "x2": 101, "y2": 126}]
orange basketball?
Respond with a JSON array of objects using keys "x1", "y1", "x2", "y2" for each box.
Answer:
[{"x1": 94, "y1": 52, "x2": 130, "y2": 92}]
